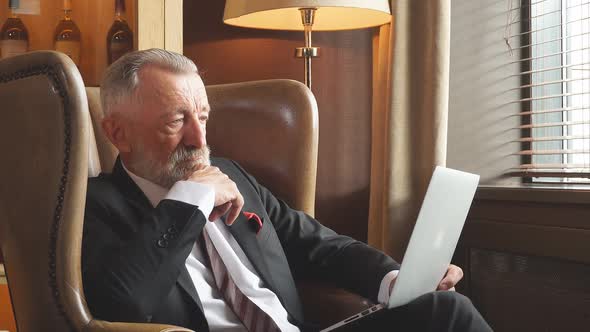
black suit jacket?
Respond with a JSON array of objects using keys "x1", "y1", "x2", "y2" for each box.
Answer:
[{"x1": 82, "y1": 157, "x2": 399, "y2": 331}]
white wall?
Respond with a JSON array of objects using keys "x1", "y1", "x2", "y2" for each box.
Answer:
[{"x1": 447, "y1": 0, "x2": 523, "y2": 185}]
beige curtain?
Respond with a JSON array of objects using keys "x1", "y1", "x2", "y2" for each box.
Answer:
[{"x1": 368, "y1": 0, "x2": 451, "y2": 261}]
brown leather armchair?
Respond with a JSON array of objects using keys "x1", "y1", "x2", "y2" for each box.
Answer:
[{"x1": 0, "y1": 51, "x2": 371, "y2": 331}]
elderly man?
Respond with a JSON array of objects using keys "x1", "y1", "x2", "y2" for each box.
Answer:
[{"x1": 82, "y1": 49, "x2": 491, "y2": 332}]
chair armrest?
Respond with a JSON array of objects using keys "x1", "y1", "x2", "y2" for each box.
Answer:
[
  {"x1": 84, "y1": 320, "x2": 194, "y2": 332},
  {"x1": 297, "y1": 280, "x2": 375, "y2": 328},
  {"x1": 84, "y1": 282, "x2": 373, "y2": 331}
]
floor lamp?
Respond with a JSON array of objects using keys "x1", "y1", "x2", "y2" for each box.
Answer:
[{"x1": 223, "y1": 0, "x2": 391, "y2": 90}]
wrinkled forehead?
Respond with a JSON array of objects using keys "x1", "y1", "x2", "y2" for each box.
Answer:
[{"x1": 135, "y1": 66, "x2": 209, "y2": 113}]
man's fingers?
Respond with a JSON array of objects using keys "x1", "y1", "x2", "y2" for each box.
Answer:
[
  {"x1": 188, "y1": 166, "x2": 243, "y2": 224},
  {"x1": 210, "y1": 202, "x2": 231, "y2": 221},
  {"x1": 224, "y1": 195, "x2": 244, "y2": 226},
  {"x1": 438, "y1": 279, "x2": 453, "y2": 291},
  {"x1": 388, "y1": 278, "x2": 397, "y2": 295},
  {"x1": 447, "y1": 264, "x2": 464, "y2": 282},
  {"x1": 195, "y1": 163, "x2": 208, "y2": 171},
  {"x1": 437, "y1": 265, "x2": 463, "y2": 290},
  {"x1": 186, "y1": 164, "x2": 209, "y2": 179},
  {"x1": 225, "y1": 206, "x2": 240, "y2": 226}
]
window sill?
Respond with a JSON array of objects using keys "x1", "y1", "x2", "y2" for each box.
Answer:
[{"x1": 476, "y1": 184, "x2": 590, "y2": 204}]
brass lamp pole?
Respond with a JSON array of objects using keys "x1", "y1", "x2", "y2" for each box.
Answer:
[
  {"x1": 223, "y1": 0, "x2": 392, "y2": 89},
  {"x1": 295, "y1": 8, "x2": 319, "y2": 89}
]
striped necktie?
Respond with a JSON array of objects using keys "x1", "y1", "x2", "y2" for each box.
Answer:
[{"x1": 202, "y1": 229, "x2": 281, "y2": 332}]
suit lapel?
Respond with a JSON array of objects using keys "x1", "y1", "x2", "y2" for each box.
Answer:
[
  {"x1": 226, "y1": 213, "x2": 278, "y2": 294},
  {"x1": 111, "y1": 157, "x2": 302, "y2": 324},
  {"x1": 211, "y1": 158, "x2": 304, "y2": 324},
  {"x1": 226, "y1": 211, "x2": 304, "y2": 324},
  {"x1": 177, "y1": 266, "x2": 204, "y2": 312},
  {"x1": 111, "y1": 158, "x2": 153, "y2": 215}
]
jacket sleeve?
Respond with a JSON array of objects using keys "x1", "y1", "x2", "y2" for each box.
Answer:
[
  {"x1": 230, "y1": 160, "x2": 400, "y2": 303},
  {"x1": 82, "y1": 190, "x2": 207, "y2": 323}
]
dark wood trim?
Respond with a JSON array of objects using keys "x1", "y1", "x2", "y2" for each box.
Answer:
[
  {"x1": 463, "y1": 220, "x2": 590, "y2": 264},
  {"x1": 476, "y1": 185, "x2": 590, "y2": 204},
  {"x1": 469, "y1": 201, "x2": 590, "y2": 230},
  {"x1": 457, "y1": 186, "x2": 590, "y2": 299}
]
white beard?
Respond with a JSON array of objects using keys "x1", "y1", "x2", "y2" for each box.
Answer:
[{"x1": 127, "y1": 142, "x2": 211, "y2": 188}]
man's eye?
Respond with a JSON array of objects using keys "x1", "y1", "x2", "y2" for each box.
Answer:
[{"x1": 170, "y1": 118, "x2": 184, "y2": 125}]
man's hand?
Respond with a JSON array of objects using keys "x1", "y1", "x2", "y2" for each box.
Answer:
[
  {"x1": 388, "y1": 264, "x2": 464, "y2": 295},
  {"x1": 437, "y1": 264, "x2": 463, "y2": 291},
  {"x1": 187, "y1": 166, "x2": 244, "y2": 225}
]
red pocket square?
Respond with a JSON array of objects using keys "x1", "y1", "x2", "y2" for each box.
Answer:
[{"x1": 244, "y1": 211, "x2": 263, "y2": 235}]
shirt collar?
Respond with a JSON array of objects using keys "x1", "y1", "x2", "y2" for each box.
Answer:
[{"x1": 122, "y1": 162, "x2": 168, "y2": 208}]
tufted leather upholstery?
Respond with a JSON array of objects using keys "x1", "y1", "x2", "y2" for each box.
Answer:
[
  {"x1": 0, "y1": 51, "x2": 193, "y2": 332},
  {"x1": 0, "y1": 51, "x2": 93, "y2": 332},
  {"x1": 86, "y1": 78, "x2": 320, "y2": 217},
  {"x1": 0, "y1": 51, "x2": 371, "y2": 331}
]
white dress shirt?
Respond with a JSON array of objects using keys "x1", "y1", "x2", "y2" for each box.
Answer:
[{"x1": 123, "y1": 165, "x2": 398, "y2": 331}]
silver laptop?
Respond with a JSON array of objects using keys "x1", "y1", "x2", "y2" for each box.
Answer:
[{"x1": 321, "y1": 166, "x2": 480, "y2": 331}]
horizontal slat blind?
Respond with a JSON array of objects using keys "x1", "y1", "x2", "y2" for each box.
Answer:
[
  {"x1": 516, "y1": 134, "x2": 590, "y2": 142},
  {"x1": 507, "y1": 0, "x2": 590, "y2": 182}
]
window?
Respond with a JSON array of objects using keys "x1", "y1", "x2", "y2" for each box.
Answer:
[{"x1": 511, "y1": 0, "x2": 590, "y2": 183}]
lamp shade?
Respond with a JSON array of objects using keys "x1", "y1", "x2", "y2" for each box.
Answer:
[{"x1": 223, "y1": 0, "x2": 392, "y2": 31}]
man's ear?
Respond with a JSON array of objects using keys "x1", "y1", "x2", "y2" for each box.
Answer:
[{"x1": 102, "y1": 115, "x2": 132, "y2": 153}]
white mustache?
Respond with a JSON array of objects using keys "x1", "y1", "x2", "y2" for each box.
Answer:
[{"x1": 170, "y1": 145, "x2": 210, "y2": 166}]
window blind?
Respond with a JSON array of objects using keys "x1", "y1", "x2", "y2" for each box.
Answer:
[{"x1": 506, "y1": 0, "x2": 590, "y2": 183}]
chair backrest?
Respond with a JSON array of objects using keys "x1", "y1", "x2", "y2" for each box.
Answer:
[
  {"x1": 0, "y1": 51, "x2": 92, "y2": 331},
  {"x1": 86, "y1": 79, "x2": 319, "y2": 215},
  {"x1": 0, "y1": 50, "x2": 319, "y2": 331}
]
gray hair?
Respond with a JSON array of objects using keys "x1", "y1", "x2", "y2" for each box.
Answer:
[{"x1": 100, "y1": 48, "x2": 198, "y2": 116}]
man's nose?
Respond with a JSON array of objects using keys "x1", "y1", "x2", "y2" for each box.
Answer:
[{"x1": 183, "y1": 115, "x2": 206, "y2": 148}]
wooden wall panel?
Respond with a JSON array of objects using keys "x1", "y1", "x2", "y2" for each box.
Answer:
[
  {"x1": 136, "y1": 0, "x2": 164, "y2": 50},
  {"x1": 0, "y1": 0, "x2": 137, "y2": 86},
  {"x1": 469, "y1": 248, "x2": 590, "y2": 332},
  {"x1": 76, "y1": 0, "x2": 137, "y2": 86},
  {"x1": 454, "y1": 188, "x2": 590, "y2": 331},
  {"x1": 183, "y1": 0, "x2": 374, "y2": 240},
  {"x1": 0, "y1": 282, "x2": 16, "y2": 331},
  {"x1": 164, "y1": 0, "x2": 183, "y2": 53}
]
